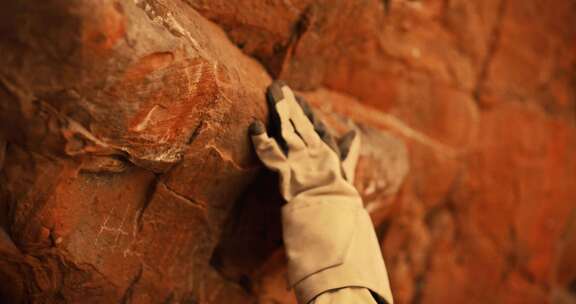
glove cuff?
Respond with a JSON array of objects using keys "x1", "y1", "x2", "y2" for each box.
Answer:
[{"x1": 282, "y1": 197, "x2": 393, "y2": 304}]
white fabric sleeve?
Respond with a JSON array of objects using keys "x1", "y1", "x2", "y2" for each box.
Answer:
[
  {"x1": 282, "y1": 197, "x2": 393, "y2": 304},
  {"x1": 310, "y1": 287, "x2": 379, "y2": 304}
]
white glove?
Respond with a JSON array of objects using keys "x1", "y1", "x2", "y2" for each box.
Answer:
[
  {"x1": 249, "y1": 81, "x2": 360, "y2": 206},
  {"x1": 250, "y1": 81, "x2": 393, "y2": 304}
]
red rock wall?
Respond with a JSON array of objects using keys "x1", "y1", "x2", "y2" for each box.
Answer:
[{"x1": 0, "y1": 0, "x2": 575, "y2": 303}]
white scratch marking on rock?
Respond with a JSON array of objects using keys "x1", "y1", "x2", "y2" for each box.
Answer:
[
  {"x1": 94, "y1": 205, "x2": 131, "y2": 248},
  {"x1": 133, "y1": 105, "x2": 161, "y2": 132},
  {"x1": 282, "y1": 0, "x2": 300, "y2": 14}
]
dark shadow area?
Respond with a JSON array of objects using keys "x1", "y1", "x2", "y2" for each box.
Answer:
[{"x1": 210, "y1": 170, "x2": 284, "y2": 293}]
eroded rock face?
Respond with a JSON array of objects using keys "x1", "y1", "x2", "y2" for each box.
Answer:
[{"x1": 0, "y1": 0, "x2": 575, "y2": 303}]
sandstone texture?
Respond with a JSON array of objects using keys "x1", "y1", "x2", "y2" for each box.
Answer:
[{"x1": 0, "y1": 0, "x2": 575, "y2": 303}]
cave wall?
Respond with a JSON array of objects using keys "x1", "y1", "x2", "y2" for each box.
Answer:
[{"x1": 0, "y1": 0, "x2": 575, "y2": 303}]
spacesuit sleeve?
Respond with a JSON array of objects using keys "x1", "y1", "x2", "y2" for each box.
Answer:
[
  {"x1": 309, "y1": 286, "x2": 380, "y2": 304},
  {"x1": 282, "y1": 198, "x2": 394, "y2": 304}
]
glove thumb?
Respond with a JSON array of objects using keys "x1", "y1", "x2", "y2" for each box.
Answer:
[
  {"x1": 249, "y1": 120, "x2": 287, "y2": 172},
  {"x1": 338, "y1": 130, "x2": 361, "y2": 183}
]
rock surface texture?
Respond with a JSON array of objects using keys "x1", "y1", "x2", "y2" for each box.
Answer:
[{"x1": 0, "y1": 0, "x2": 575, "y2": 303}]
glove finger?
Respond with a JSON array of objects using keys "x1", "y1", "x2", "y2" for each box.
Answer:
[
  {"x1": 294, "y1": 95, "x2": 315, "y2": 122},
  {"x1": 250, "y1": 120, "x2": 287, "y2": 171},
  {"x1": 268, "y1": 82, "x2": 307, "y2": 152},
  {"x1": 273, "y1": 82, "x2": 320, "y2": 147},
  {"x1": 339, "y1": 130, "x2": 361, "y2": 182},
  {"x1": 295, "y1": 95, "x2": 340, "y2": 157},
  {"x1": 338, "y1": 130, "x2": 356, "y2": 160},
  {"x1": 282, "y1": 88, "x2": 321, "y2": 147}
]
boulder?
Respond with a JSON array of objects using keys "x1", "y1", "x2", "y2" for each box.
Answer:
[{"x1": 1, "y1": 0, "x2": 575, "y2": 303}]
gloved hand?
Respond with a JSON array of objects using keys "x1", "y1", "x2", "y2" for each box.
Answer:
[
  {"x1": 249, "y1": 81, "x2": 361, "y2": 205},
  {"x1": 249, "y1": 81, "x2": 393, "y2": 304}
]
